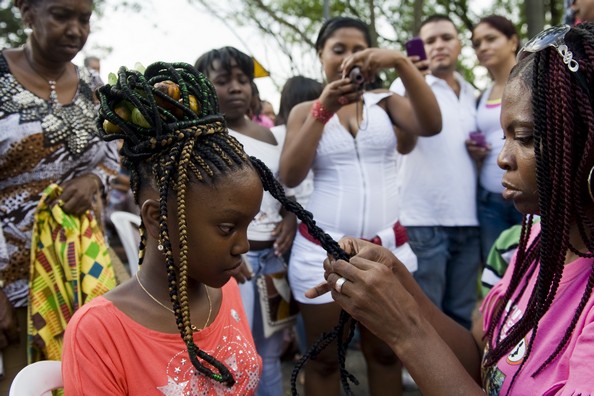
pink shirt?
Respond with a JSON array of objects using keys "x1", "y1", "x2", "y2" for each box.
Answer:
[
  {"x1": 482, "y1": 223, "x2": 594, "y2": 395},
  {"x1": 62, "y1": 279, "x2": 262, "y2": 395}
]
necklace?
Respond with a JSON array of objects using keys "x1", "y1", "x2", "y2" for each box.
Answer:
[
  {"x1": 23, "y1": 45, "x2": 67, "y2": 108},
  {"x1": 135, "y1": 272, "x2": 212, "y2": 332}
]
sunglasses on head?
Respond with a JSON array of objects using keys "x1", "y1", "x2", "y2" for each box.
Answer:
[
  {"x1": 517, "y1": 25, "x2": 579, "y2": 72},
  {"x1": 517, "y1": 24, "x2": 593, "y2": 107}
]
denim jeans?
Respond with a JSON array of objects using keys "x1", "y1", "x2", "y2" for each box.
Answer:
[
  {"x1": 239, "y1": 248, "x2": 285, "y2": 396},
  {"x1": 477, "y1": 186, "x2": 524, "y2": 263},
  {"x1": 406, "y1": 226, "x2": 481, "y2": 329}
]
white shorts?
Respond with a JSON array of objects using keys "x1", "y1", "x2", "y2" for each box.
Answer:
[{"x1": 288, "y1": 231, "x2": 417, "y2": 304}]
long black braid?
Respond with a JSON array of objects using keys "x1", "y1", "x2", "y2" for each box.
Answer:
[
  {"x1": 249, "y1": 157, "x2": 361, "y2": 395},
  {"x1": 96, "y1": 61, "x2": 360, "y2": 392}
]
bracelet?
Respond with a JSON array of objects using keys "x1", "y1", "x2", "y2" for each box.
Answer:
[{"x1": 311, "y1": 100, "x2": 334, "y2": 124}]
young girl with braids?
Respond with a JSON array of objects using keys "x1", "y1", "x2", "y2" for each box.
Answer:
[
  {"x1": 279, "y1": 16, "x2": 441, "y2": 396},
  {"x1": 60, "y1": 61, "x2": 349, "y2": 395},
  {"x1": 309, "y1": 22, "x2": 594, "y2": 395}
]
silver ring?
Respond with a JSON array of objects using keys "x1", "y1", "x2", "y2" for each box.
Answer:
[{"x1": 334, "y1": 277, "x2": 347, "y2": 293}]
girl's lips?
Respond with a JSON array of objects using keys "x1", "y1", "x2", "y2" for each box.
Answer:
[{"x1": 226, "y1": 261, "x2": 242, "y2": 275}]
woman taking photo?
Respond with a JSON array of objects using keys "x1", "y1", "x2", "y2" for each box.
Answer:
[{"x1": 279, "y1": 16, "x2": 441, "y2": 395}]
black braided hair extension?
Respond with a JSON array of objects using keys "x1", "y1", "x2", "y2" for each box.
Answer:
[
  {"x1": 483, "y1": 23, "x2": 594, "y2": 394},
  {"x1": 96, "y1": 62, "x2": 248, "y2": 387},
  {"x1": 248, "y1": 157, "x2": 361, "y2": 395}
]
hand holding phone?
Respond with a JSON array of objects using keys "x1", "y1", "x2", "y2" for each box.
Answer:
[
  {"x1": 405, "y1": 37, "x2": 428, "y2": 72},
  {"x1": 469, "y1": 131, "x2": 488, "y2": 148},
  {"x1": 405, "y1": 37, "x2": 427, "y2": 61}
]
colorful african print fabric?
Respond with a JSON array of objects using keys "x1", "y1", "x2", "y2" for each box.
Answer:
[
  {"x1": 28, "y1": 184, "x2": 115, "y2": 362},
  {"x1": 0, "y1": 51, "x2": 119, "y2": 307}
]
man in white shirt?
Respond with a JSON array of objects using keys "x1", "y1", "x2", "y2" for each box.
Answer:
[{"x1": 391, "y1": 14, "x2": 480, "y2": 329}]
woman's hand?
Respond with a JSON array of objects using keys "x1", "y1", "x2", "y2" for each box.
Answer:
[
  {"x1": 465, "y1": 139, "x2": 490, "y2": 167},
  {"x1": 307, "y1": 237, "x2": 421, "y2": 346},
  {"x1": 0, "y1": 288, "x2": 19, "y2": 350},
  {"x1": 341, "y1": 48, "x2": 406, "y2": 83},
  {"x1": 272, "y1": 213, "x2": 297, "y2": 257},
  {"x1": 58, "y1": 174, "x2": 101, "y2": 216},
  {"x1": 318, "y1": 78, "x2": 363, "y2": 113}
]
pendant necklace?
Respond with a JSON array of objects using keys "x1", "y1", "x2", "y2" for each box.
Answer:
[
  {"x1": 23, "y1": 45, "x2": 67, "y2": 109},
  {"x1": 136, "y1": 272, "x2": 212, "y2": 332}
]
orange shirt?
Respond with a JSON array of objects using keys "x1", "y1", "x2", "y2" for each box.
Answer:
[{"x1": 62, "y1": 279, "x2": 261, "y2": 395}]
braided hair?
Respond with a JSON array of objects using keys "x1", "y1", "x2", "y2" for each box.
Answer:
[
  {"x1": 96, "y1": 62, "x2": 359, "y2": 392},
  {"x1": 483, "y1": 23, "x2": 594, "y2": 393}
]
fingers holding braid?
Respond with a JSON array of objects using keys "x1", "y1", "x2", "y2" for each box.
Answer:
[{"x1": 325, "y1": 250, "x2": 422, "y2": 347}]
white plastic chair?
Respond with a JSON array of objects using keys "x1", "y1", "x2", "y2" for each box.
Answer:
[
  {"x1": 110, "y1": 211, "x2": 141, "y2": 276},
  {"x1": 9, "y1": 360, "x2": 63, "y2": 396}
]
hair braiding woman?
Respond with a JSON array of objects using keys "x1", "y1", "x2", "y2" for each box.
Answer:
[{"x1": 309, "y1": 22, "x2": 594, "y2": 395}]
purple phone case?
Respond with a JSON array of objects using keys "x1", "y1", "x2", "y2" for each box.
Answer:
[
  {"x1": 405, "y1": 37, "x2": 427, "y2": 61},
  {"x1": 469, "y1": 131, "x2": 487, "y2": 147}
]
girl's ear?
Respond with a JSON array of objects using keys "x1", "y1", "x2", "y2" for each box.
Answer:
[{"x1": 140, "y1": 199, "x2": 160, "y2": 240}]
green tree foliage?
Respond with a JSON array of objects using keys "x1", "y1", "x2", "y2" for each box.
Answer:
[
  {"x1": 190, "y1": 0, "x2": 565, "y2": 89},
  {"x1": 0, "y1": 0, "x2": 26, "y2": 48}
]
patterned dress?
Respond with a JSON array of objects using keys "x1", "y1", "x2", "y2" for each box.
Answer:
[{"x1": 0, "y1": 52, "x2": 119, "y2": 307}]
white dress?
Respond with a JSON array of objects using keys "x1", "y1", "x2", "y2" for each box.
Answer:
[{"x1": 288, "y1": 92, "x2": 417, "y2": 304}]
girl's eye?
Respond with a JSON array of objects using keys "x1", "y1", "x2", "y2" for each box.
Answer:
[{"x1": 219, "y1": 224, "x2": 234, "y2": 234}]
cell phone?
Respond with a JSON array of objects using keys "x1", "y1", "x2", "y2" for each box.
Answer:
[
  {"x1": 405, "y1": 37, "x2": 427, "y2": 61},
  {"x1": 469, "y1": 131, "x2": 488, "y2": 148}
]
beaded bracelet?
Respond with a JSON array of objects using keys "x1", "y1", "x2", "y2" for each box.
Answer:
[{"x1": 311, "y1": 100, "x2": 334, "y2": 124}]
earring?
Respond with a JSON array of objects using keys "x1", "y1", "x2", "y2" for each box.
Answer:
[
  {"x1": 157, "y1": 243, "x2": 164, "y2": 251},
  {"x1": 588, "y1": 166, "x2": 594, "y2": 202},
  {"x1": 24, "y1": 27, "x2": 32, "y2": 36}
]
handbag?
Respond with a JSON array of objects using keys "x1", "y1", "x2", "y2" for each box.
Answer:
[{"x1": 255, "y1": 254, "x2": 299, "y2": 338}]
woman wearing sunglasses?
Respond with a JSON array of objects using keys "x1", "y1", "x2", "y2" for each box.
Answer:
[{"x1": 307, "y1": 22, "x2": 594, "y2": 395}]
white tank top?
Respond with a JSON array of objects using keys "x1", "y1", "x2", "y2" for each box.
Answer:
[{"x1": 307, "y1": 91, "x2": 401, "y2": 238}]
